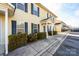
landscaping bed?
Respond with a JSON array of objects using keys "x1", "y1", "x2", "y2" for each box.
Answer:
[{"x1": 8, "y1": 32, "x2": 46, "y2": 52}]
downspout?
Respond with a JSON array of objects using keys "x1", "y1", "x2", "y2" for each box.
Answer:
[
  {"x1": 13, "y1": 4, "x2": 16, "y2": 15},
  {"x1": 4, "y1": 4, "x2": 16, "y2": 55},
  {"x1": 5, "y1": 9, "x2": 8, "y2": 55}
]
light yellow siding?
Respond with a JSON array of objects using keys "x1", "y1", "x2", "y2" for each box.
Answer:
[
  {"x1": 55, "y1": 24, "x2": 62, "y2": 32},
  {"x1": 0, "y1": 3, "x2": 61, "y2": 36},
  {"x1": 8, "y1": 3, "x2": 50, "y2": 35}
]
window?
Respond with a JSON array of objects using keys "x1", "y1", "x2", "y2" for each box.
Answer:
[
  {"x1": 17, "y1": 3, "x2": 25, "y2": 11},
  {"x1": 12, "y1": 20, "x2": 16, "y2": 34},
  {"x1": 12, "y1": 3, "x2": 28, "y2": 12},
  {"x1": 31, "y1": 23, "x2": 38, "y2": 33},
  {"x1": 31, "y1": 3, "x2": 40, "y2": 17}
]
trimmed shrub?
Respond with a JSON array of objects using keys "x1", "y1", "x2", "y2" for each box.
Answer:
[
  {"x1": 8, "y1": 33, "x2": 28, "y2": 52},
  {"x1": 27, "y1": 33, "x2": 37, "y2": 42},
  {"x1": 37, "y1": 32, "x2": 46, "y2": 39},
  {"x1": 8, "y1": 34, "x2": 17, "y2": 51},
  {"x1": 8, "y1": 32, "x2": 46, "y2": 52},
  {"x1": 53, "y1": 31, "x2": 57, "y2": 35},
  {"x1": 48, "y1": 31, "x2": 52, "y2": 36},
  {"x1": 16, "y1": 33, "x2": 28, "y2": 47}
]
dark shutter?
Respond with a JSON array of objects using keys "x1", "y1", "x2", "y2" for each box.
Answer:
[
  {"x1": 47, "y1": 13, "x2": 48, "y2": 18},
  {"x1": 38, "y1": 7, "x2": 40, "y2": 17},
  {"x1": 25, "y1": 22, "x2": 28, "y2": 33},
  {"x1": 12, "y1": 20, "x2": 16, "y2": 34},
  {"x1": 31, "y1": 3, "x2": 33, "y2": 14},
  {"x1": 25, "y1": 3, "x2": 28, "y2": 12},
  {"x1": 38, "y1": 24, "x2": 40, "y2": 32},
  {"x1": 31, "y1": 23, "x2": 33, "y2": 33}
]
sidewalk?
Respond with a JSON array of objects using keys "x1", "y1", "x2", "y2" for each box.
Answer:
[
  {"x1": 40, "y1": 33, "x2": 68, "y2": 56},
  {"x1": 8, "y1": 32, "x2": 68, "y2": 56}
]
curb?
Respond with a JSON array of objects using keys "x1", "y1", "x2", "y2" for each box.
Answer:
[{"x1": 52, "y1": 33, "x2": 69, "y2": 55}]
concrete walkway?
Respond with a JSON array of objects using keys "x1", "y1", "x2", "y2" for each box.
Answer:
[
  {"x1": 41, "y1": 33, "x2": 68, "y2": 56},
  {"x1": 8, "y1": 32, "x2": 68, "y2": 56},
  {"x1": 0, "y1": 45, "x2": 5, "y2": 56}
]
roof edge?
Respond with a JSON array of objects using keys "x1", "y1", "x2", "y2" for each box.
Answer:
[{"x1": 35, "y1": 3, "x2": 57, "y2": 18}]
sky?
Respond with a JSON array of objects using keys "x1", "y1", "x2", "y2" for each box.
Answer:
[{"x1": 42, "y1": 3, "x2": 79, "y2": 28}]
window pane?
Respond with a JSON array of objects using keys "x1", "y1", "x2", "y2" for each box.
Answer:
[
  {"x1": 16, "y1": 23, "x2": 25, "y2": 33},
  {"x1": 17, "y1": 3, "x2": 25, "y2": 11},
  {"x1": 33, "y1": 5, "x2": 38, "y2": 12},
  {"x1": 32, "y1": 4, "x2": 39, "y2": 16},
  {"x1": 32, "y1": 23, "x2": 38, "y2": 33}
]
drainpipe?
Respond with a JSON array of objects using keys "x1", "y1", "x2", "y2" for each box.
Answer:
[{"x1": 5, "y1": 9, "x2": 8, "y2": 55}]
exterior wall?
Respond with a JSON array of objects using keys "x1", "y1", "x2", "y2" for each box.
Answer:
[
  {"x1": 8, "y1": 3, "x2": 49, "y2": 35},
  {"x1": 0, "y1": 4, "x2": 9, "y2": 10},
  {"x1": 0, "y1": 3, "x2": 60, "y2": 36},
  {"x1": 0, "y1": 3, "x2": 13, "y2": 38},
  {"x1": 0, "y1": 4, "x2": 8, "y2": 45},
  {"x1": 0, "y1": 3, "x2": 62, "y2": 55},
  {"x1": 54, "y1": 19, "x2": 62, "y2": 32},
  {"x1": 55, "y1": 24, "x2": 62, "y2": 32}
]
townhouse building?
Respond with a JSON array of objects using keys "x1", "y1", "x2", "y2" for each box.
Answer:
[
  {"x1": 0, "y1": 3, "x2": 60, "y2": 55},
  {"x1": 61, "y1": 22, "x2": 70, "y2": 32},
  {"x1": 54, "y1": 19, "x2": 62, "y2": 32}
]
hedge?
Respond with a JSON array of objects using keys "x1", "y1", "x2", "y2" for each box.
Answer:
[
  {"x1": 8, "y1": 33, "x2": 28, "y2": 52},
  {"x1": 48, "y1": 31, "x2": 52, "y2": 36},
  {"x1": 53, "y1": 31, "x2": 57, "y2": 35},
  {"x1": 37, "y1": 32, "x2": 46, "y2": 39},
  {"x1": 8, "y1": 32, "x2": 46, "y2": 52},
  {"x1": 27, "y1": 33, "x2": 37, "y2": 42},
  {"x1": 27, "y1": 32, "x2": 46, "y2": 42}
]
